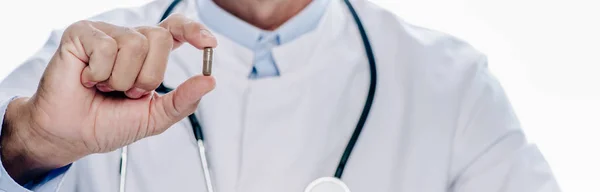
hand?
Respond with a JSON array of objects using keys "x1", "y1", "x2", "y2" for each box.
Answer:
[{"x1": 1, "y1": 14, "x2": 217, "y2": 183}]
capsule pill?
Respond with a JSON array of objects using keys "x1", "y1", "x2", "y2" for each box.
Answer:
[{"x1": 203, "y1": 47, "x2": 213, "y2": 76}]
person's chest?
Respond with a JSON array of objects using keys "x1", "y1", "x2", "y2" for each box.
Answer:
[{"x1": 63, "y1": 32, "x2": 459, "y2": 192}]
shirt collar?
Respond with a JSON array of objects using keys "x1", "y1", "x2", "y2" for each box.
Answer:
[{"x1": 196, "y1": 0, "x2": 330, "y2": 48}]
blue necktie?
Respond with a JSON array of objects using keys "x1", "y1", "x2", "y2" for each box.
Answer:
[{"x1": 249, "y1": 33, "x2": 280, "y2": 79}]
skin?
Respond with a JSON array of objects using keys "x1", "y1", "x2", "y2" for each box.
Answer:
[
  {"x1": 1, "y1": 0, "x2": 311, "y2": 185},
  {"x1": 213, "y1": 0, "x2": 312, "y2": 30}
]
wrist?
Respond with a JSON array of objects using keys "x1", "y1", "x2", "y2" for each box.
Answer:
[{"x1": 1, "y1": 97, "x2": 63, "y2": 184}]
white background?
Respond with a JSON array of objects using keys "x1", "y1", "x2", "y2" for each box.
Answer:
[{"x1": 0, "y1": 0, "x2": 598, "y2": 191}]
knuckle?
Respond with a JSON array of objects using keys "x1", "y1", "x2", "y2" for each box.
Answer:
[
  {"x1": 184, "y1": 21, "x2": 203, "y2": 34},
  {"x1": 62, "y1": 20, "x2": 92, "y2": 43},
  {"x1": 146, "y1": 27, "x2": 173, "y2": 46},
  {"x1": 136, "y1": 73, "x2": 163, "y2": 89},
  {"x1": 121, "y1": 31, "x2": 149, "y2": 55},
  {"x1": 158, "y1": 13, "x2": 184, "y2": 27},
  {"x1": 165, "y1": 13, "x2": 186, "y2": 22},
  {"x1": 95, "y1": 37, "x2": 118, "y2": 57},
  {"x1": 70, "y1": 20, "x2": 91, "y2": 29}
]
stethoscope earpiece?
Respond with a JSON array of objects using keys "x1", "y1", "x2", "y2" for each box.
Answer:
[{"x1": 305, "y1": 177, "x2": 351, "y2": 192}]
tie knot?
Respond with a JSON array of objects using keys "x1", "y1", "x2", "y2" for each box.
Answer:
[{"x1": 257, "y1": 32, "x2": 280, "y2": 49}]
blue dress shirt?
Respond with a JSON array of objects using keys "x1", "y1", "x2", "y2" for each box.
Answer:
[{"x1": 197, "y1": 0, "x2": 330, "y2": 78}]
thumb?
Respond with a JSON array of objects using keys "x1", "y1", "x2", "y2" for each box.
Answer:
[{"x1": 150, "y1": 75, "x2": 215, "y2": 135}]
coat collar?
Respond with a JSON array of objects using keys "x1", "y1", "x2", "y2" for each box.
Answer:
[{"x1": 170, "y1": 0, "x2": 351, "y2": 78}]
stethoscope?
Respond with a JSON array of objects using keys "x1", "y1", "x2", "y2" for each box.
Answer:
[{"x1": 119, "y1": 0, "x2": 377, "y2": 191}]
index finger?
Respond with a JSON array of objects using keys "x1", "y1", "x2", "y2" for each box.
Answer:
[{"x1": 158, "y1": 14, "x2": 217, "y2": 50}]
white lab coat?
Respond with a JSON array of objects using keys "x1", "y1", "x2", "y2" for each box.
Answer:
[{"x1": 0, "y1": 0, "x2": 560, "y2": 191}]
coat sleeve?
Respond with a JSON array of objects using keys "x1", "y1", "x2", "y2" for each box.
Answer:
[
  {"x1": 0, "y1": 0, "x2": 173, "y2": 191},
  {"x1": 448, "y1": 56, "x2": 561, "y2": 192},
  {"x1": 0, "y1": 28, "x2": 66, "y2": 192}
]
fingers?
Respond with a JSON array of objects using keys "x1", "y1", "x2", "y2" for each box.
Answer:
[
  {"x1": 94, "y1": 23, "x2": 150, "y2": 93},
  {"x1": 79, "y1": 22, "x2": 164, "y2": 97},
  {"x1": 69, "y1": 15, "x2": 215, "y2": 99},
  {"x1": 72, "y1": 21, "x2": 147, "y2": 93},
  {"x1": 73, "y1": 22, "x2": 118, "y2": 87},
  {"x1": 159, "y1": 14, "x2": 217, "y2": 50},
  {"x1": 150, "y1": 75, "x2": 216, "y2": 135},
  {"x1": 127, "y1": 26, "x2": 174, "y2": 98}
]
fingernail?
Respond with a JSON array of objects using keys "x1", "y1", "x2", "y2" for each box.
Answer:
[
  {"x1": 126, "y1": 88, "x2": 147, "y2": 98},
  {"x1": 96, "y1": 84, "x2": 114, "y2": 92},
  {"x1": 200, "y1": 29, "x2": 213, "y2": 37},
  {"x1": 84, "y1": 82, "x2": 97, "y2": 88}
]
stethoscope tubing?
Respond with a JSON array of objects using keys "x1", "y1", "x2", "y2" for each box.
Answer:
[{"x1": 334, "y1": 0, "x2": 377, "y2": 179}]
